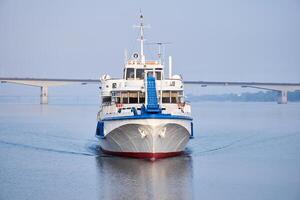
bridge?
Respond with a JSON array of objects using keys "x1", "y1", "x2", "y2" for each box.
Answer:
[
  {"x1": 0, "y1": 78, "x2": 99, "y2": 104},
  {"x1": 1, "y1": 77, "x2": 300, "y2": 104},
  {"x1": 185, "y1": 81, "x2": 300, "y2": 104}
]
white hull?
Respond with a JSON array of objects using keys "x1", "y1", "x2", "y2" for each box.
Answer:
[{"x1": 98, "y1": 118, "x2": 191, "y2": 158}]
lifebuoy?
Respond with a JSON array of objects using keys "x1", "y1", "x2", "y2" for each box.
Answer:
[{"x1": 116, "y1": 103, "x2": 123, "y2": 108}]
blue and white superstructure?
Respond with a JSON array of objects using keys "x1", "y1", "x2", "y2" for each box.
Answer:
[{"x1": 95, "y1": 14, "x2": 193, "y2": 159}]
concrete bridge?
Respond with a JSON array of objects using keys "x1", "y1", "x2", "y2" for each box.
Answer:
[
  {"x1": 1, "y1": 77, "x2": 300, "y2": 104},
  {"x1": 185, "y1": 81, "x2": 300, "y2": 104},
  {"x1": 0, "y1": 78, "x2": 99, "y2": 104}
]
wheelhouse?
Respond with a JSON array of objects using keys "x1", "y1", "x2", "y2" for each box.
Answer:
[{"x1": 123, "y1": 61, "x2": 163, "y2": 80}]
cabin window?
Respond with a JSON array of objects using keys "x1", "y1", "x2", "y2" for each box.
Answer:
[
  {"x1": 178, "y1": 91, "x2": 184, "y2": 103},
  {"x1": 129, "y1": 92, "x2": 138, "y2": 103},
  {"x1": 121, "y1": 92, "x2": 129, "y2": 103},
  {"x1": 139, "y1": 92, "x2": 145, "y2": 103},
  {"x1": 126, "y1": 68, "x2": 135, "y2": 80},
  {"x1": 155, "y1": 71, "x2": 162, "y2": 80},
  {"x1": 161, "y1": 91, "x2": 183, "y2": 103},
  {"x1": 171, "y1": 91, "x2": 178, "y2": 103},
  {"x1": 102, "y1": 96, "x2": 111, "y2": 104},
  {"x1": 115, "y1": 97, "x2": 121, "y2": 103},
  {"x1": 111, "y1": 91, "x2": 121, "y2": 103},
  {"x1": 136, "y1": 69, "x2": 145, "y2": 80},
  {"x1": 162, "y1": 91, "x2": 170, "y2": 103}
]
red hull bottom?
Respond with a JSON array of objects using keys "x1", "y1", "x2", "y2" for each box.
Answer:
[{"x1": 101, "y1": 148, "x2": 183, "y2": 159}]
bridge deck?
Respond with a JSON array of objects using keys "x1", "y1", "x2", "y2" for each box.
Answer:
[
  {"x1": 0, "y1": 77, "x2": 100, "y2": 83},
  {"x1": 184, "y1": 81, "x2": 300, "y2": 86},
  {"x1": 1, "y1": 77, "x2": 300, "y2": 104}
]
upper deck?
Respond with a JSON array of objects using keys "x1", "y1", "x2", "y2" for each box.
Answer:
[{"x1": 100, "y1": 58, "x2": 183, "y2": 97}]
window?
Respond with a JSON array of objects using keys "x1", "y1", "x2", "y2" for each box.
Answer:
[
  {"x1": 112, "y1": 91, "x2": 121, "y2": 103},
  {"x1": 136, "y1": 69, "x2": 145, "y2": 80},
  {"x1": 171, "y1": 91, "x2": 178, "y2": 103},
  {"x1": 162, "y1": 91, "x2": 170, "y2": 103},
  {"x1": 147, "y1": 71, "x2": 154, "y2": 77},
  {"x1": 121, "y1": 92, "x2": 129, "y2": 103},
  {"x1": 155, "y1": 71, "x2": 162, "y2": 80},
  {"x1": 129, "y1": 92, "x2": 138, "y2": 103},
  {"x1": 139, "y1": 92, "x2": 145, "y2": 103},
  {"x1": 115, "y1": 97, "x2": 121, "y2": 103},
  {"x1": 126, "y1": 68, "x2": 135, "y2": 80},
  {"x1": 102, "y1": 96, "x2": 111, "y2": 104},
  {"x1": 178, "y1": 91, "x2": 184, "y2": 103}
]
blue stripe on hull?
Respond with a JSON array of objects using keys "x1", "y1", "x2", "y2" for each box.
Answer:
[
  {"x1": 190, "y1": 122, "x2": 194, "y2": 139},
  {"x1": 95, "y1": 121, "x2": 105, "y2": 138}
]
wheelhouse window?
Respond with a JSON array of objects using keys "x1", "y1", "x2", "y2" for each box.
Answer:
[
  {"x1": 136, "y1": 69, "x2": 145, "y2": 80},
  {"x1": 145, "y1": 69, "x2": 162, "y2": 80},
  {"x1": 129, "y1": 92, "x2": 138, "y2": 103},
  {"x1": 147, "y1": 71, "x2": 154, "y2": 77},
  {"x1": 155, "y1": 71, "x2": 162, "y2": 80},
  {"x1": 126, "y1": 68, "x2": 135, "y2": 80}
]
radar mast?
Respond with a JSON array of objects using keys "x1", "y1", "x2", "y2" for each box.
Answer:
[{"x1": 134, "y1": 11, "x2": 148, "y2": 64}]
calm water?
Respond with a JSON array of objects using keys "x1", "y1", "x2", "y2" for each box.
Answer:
[{"x1": 0, "y1": 102, "x2": 300, "y2": 200}]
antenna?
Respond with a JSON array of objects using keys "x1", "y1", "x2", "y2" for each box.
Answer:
[
  {"x1": 133, "y1": 11, "x2": 149, "y2": 64},
  {"x1": 146, "y1": 42, "x2": 171, "y2": 64}
]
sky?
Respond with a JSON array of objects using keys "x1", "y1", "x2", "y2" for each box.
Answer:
[{"x1": 0, "y1": 0, "x2": 299, "y2": 96}]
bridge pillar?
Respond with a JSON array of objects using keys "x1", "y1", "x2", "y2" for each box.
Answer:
[
  {"x1": 277, "y1": 90, "x2": 288, "y2": 104},
  {"x1": 40, "y1": 86, "x2": 48, "y2": 104}
]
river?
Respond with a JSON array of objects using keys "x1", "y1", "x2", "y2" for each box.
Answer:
[{"x1": 0, "y1": 102, "x2": 299, "y2": 200}]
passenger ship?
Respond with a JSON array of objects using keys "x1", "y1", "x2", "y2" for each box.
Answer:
[{"x1": 96, "y1": 14, "x2": 193, "y2": 159}]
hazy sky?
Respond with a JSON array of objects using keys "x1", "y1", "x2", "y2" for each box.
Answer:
[{"x1": 0, "y1": 0, "x2": 299, "y2": 96}]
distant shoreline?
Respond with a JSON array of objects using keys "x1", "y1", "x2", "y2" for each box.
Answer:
[
  {"x1": 0, "y1": 91, "x2": 300, "y2": 103},
  {"x1": 187, "y1": 90, "x2": 300, "y2": 102}
]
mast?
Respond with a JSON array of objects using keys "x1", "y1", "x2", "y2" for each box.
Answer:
[
  {"x1": 139, "y1": 13, "x2": 145, "y2": 64},
  {"x1": 134, "y1": 11, "x2": 148, "y2": 64}
]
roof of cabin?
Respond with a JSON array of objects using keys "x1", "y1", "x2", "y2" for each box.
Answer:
[{"x1": 125, "y1": 60, "x2": 164, "y2": 68}]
